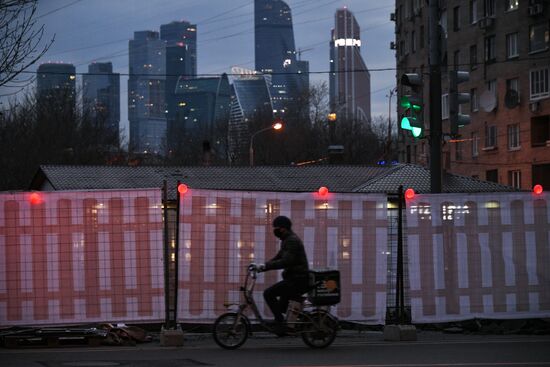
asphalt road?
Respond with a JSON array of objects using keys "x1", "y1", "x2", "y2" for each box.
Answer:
[{"x1": 1, "y1": 330, "x2": 550, "y2": 367}]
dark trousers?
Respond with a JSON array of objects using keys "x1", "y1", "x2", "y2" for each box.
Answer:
[{"x1": 263, "y1": 277, "x2": 309, "y2": 322}]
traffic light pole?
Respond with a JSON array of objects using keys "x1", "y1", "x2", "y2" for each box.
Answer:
[{"x1": 428, "y1": 0, "x2": 442, "y2": 193}]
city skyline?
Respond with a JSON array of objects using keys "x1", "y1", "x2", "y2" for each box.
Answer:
[{"x1": 0, "y1": 0, "x2": 395, "y2": 144}]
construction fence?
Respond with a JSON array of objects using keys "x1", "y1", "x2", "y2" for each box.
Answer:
[{"x1": 0, "y1": 188, "x2": 549, "y2": 327}]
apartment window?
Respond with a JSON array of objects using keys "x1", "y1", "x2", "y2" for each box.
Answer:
[
  {"x1": 411, "y1": 31, "x2": 416, "y2": 53},
  {"x1": 420, "y1": 25, "x2": 425, "y2": 48},
  {"x1": 529, "y1": 23, "x2": 549, "y2": 53},
  {"x1": 455, "y1": 141, "x2": 463, "y2": 161},
  {"x1": 485, "y1": 125, "x2": 497, "y2": 148},
  {"x1": 453, "y1": 6, "x2": 461, "y2": 31},
  {"x1": 487, "y1": 79, "x2": 497, "y2": 97},
  {"x1": 454, "y1": 50, "x2": 460, "y2": 70},
  {"x1": 441, "y1": 94, "x2": 449, "y2": 119},
  {"x1": 484, "y1": 0, "x2": 495, "y2": 17},
  {"x1": 486, "y1": 169, "x2": 498, "y2": 183},
  {"x1": 484, "y1": 35, "x2": 496, "y2": 62},
  {"x1": 506, "y1": 33, "x2": 519, "y2": 58},
  {"x1": 470, "y1": 0, "x2": 479, "y2": 23},
  {"x1": 531, "y1": 116, "x2": 550, "y2": 147},
  {"x1": 507, "y1": 78, "x2": 519, "y2": 93},
  {"x1": 507, "y1": 124, "x2": 520, "y2": 150},
  {"x1": 471, "y1": 132, "x2": 479, "y2": 157},
  {"x1": 508, "y1": 170, "x2": 521, "y2": 188},
  {"x1": 506, "y1": 0, "x2": 519, "y2": 11},
  {"x1": 471, "y1": 88, "x2": 479, "y2": 111},
  {"x1": 530, "y1": 67, "x2": 549, "y2": 99},
  {"x1": 470, "y1": 44, "x2": 478, "y2": 70}
]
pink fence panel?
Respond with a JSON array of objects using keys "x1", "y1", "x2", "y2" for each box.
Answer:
[
  {"x1": 0, "y1": 189, "x2": 164, "y2": 326},
  {"x1": 178, "y1": 189, "x2": 388, "y2": 324},
  {"x1": 406, "y1": 192, "x2": 550, "y2": 322}
]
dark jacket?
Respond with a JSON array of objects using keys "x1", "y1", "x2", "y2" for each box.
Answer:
[{"x1": 265, "y1": 231, "x2": 309, "y2": 280}]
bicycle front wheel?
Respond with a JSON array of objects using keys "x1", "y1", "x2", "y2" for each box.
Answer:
[
  {"x1": 212, "y1": 312, "x2": 250, "y2": 349},
  {"x1": 301, "y1": 310, "x2": 338, "y2": 349}
]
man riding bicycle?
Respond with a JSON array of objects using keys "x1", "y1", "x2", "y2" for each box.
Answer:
[{"x1": 254, "y1": 216, "x2": 310, "y2": 333}]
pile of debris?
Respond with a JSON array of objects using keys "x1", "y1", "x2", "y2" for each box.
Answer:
[{"x1": 0, "y1": 323, "x2": 151, "y2": 348}]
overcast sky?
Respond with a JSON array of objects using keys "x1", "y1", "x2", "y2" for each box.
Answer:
[{"x1": 3, "y1": 0, "x2": 396, "y2": 140}]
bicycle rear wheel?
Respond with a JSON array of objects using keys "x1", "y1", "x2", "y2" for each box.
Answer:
[
  {"x1": 301, "y1": 310, "x2": 338, "y2": 349},
  {"x1": 212, "y1": 312, "x2": 250, "y2": 349}
]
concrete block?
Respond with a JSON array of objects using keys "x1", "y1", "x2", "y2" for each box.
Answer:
[
  {"x1": 383, "y1": 324, "x2": 417, "y2": 341},
  {"x1": 160, "y1": 326, "x2": 184, "y2": 346}
]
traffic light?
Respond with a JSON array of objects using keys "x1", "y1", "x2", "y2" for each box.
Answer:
[
  {"x1": 449, "y1": 71, "x2": 471, "y2": 136},
  {"x1": 400, "y1": 73, "x2": 423, "y2": 138}
]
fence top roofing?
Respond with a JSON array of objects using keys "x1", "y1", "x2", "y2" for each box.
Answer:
[{"x1": 30, "y1": 164, "x2": 519, "y2": 197}]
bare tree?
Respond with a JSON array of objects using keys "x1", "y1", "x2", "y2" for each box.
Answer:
[{"x1": 0, "y1": 0, "x2": 53, "y2": 88}]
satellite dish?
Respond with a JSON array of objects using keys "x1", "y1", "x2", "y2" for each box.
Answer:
[
  {"x1": 505, "y1": 89, "x2": 519, "y2": 109},
  {"x1": 480, "y1": 90, "x2": 497, "y2": 112}
]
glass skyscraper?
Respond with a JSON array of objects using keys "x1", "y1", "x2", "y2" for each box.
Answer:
[
  {"x1": 37, "y1": 62, "x2": 76, "y2": 107},
  {"x1": 161, "y1": 20, "x2": 197, "y2": 129},
  {"x1": 83, "y1": 62, "x2": 120, "y2": 147},
  {"x1": 170, "y1": 74, "x2": 231, "y2": 163},
  {"x1": 228, "y1": 71, "x2": 273, "y2": 164},
  {"x1": 329, "y1": 8, "x2": 371, "y2": 123},
  {"x1": 128, "y1": 31, "x2": 166, "y2": 155},
  {"x1": 254, "y1": 0, "x2": 308, "y2": 114}
]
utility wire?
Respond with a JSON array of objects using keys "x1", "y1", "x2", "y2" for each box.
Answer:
[{"x1": 36, "y1": 0, "x2": 85, "y2": 19}]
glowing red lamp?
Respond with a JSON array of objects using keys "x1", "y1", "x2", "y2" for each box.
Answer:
[
  {"x1": 178, "y1": 183, "x2": 188, "y2": 194},
  {"x1": 404, "y1": 188, "x2": 415, "y2": 200},
  {"x1": 533, "y1": 184, "x2": 543, "y2": 195},
  {"x1": 318, "y1": 186, "x2": 329, "y2": 196},
  {"x1": 29, "y1": 192, "x2": 43, "y2": 205}
]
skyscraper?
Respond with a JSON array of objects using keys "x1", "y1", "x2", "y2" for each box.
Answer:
[
  {"x1": 82, "y1": 62, "x2": 120, "y2": 147},
  {"x1": 170, "y1": 74, "x2": 231, "y2": 163},
  {"x1": 254, "y1": 0, "x2": 308, "y2": 114},
  {"x1": 228, "y1": 68, "x2": 274, "y2": 164},
  {"x1": 329, "y1": 8, "x2": 371, "y2": 123},
  {"x1": 160, "y1": 20, "x2": 197, "y2": 129},
  {"x1": 37, "y1": 62, "x2": 76, "y2": 107},
  {"x1": 128, "y1": 30, "x2": 166, "y2": 155}
]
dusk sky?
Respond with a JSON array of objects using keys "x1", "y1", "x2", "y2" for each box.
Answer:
[{"x1": 3, "y1": 0, "x2": 396, "y2": 142}]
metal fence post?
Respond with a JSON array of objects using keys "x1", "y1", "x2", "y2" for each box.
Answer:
[{"x1": 396, "y1": 185, "x2": 405, "y2": 324}]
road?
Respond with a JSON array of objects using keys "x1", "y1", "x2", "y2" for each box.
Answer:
[{"x1": 1, "y1": 330, "x2": 550, "y2": 367}]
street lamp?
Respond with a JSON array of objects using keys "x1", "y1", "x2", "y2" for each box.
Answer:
[{"x1": 249, "y1": 120, "x2": 283, "y2": 166}]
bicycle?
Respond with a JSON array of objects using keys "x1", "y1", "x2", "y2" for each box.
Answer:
[{"x1": 212, "y1": 264, "x2": 339, "y2": 349}]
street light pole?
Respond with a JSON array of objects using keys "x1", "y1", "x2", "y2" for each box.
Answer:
[
  {"x1": 386, "y1": 87, "x2": 397, "y2": 164},
  {"x1": 249, "y1": 121, "x2": 283, "y2": 166}
]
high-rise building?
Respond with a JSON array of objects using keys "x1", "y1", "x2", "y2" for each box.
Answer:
[
  {"x1": 228, "y1": 68, "x2": 274, "y2": 164},
  {"x1": 36, "y1": 62, "x2": 76, "y2": 107},
  {"x1": 254, "y1": 0, "x2": 308, "y2": 114},
  {"x1": 82, "y1": 62, "x2": 120, "y2": 147},
  {"x1": 170, "y1": 74, "x2": 231, "y2": 163},
  {"x1": 395, "y1": 0, "x2": 550, "y2": 190},
  {"x1": 160, "y1": 20, "x2": 197, "y2": 131},
  {"x1": 329, "y1": 7, "x2": 371, "y2": 123},
  {"x1": 128, "y1": 30, "x2": 166, "y2": 155}
]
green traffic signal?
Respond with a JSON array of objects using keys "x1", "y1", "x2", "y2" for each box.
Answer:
[{"x1": 400, "y1": 116, "x2": 422, "y2": 138}]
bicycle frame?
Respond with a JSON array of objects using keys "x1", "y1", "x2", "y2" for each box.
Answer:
[{"x1": 223, "y1": 267, "x2": 334, "y2": 331}]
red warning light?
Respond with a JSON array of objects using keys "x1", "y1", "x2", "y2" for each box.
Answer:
[
  {"x1": 405, "y1": 188, "x2": 415, "y2": 200},
  {"x1": 533, "y1": 184, "x2": 543, "y2": 195},
  {"x1": 29, "y1": 192, "x2": 43, "y2": 205},
  {"x1": 318, "y1": 186, "x2": 329, "y2": 196},
  {"x1": 178, "y1": 183, "x2": 188, "y2": 194}
]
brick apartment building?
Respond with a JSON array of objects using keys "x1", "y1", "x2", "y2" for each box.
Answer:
[{"x1": 395, "y1": 0, "x2": 550, "y2": 190}]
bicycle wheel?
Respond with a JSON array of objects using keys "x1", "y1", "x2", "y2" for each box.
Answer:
[
  {"x1": 212, "y1": 312, "x2": 250, "y2": 349},
  {"x1": 301, "y1": 310, "x2": 338, "y2": 349}
]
